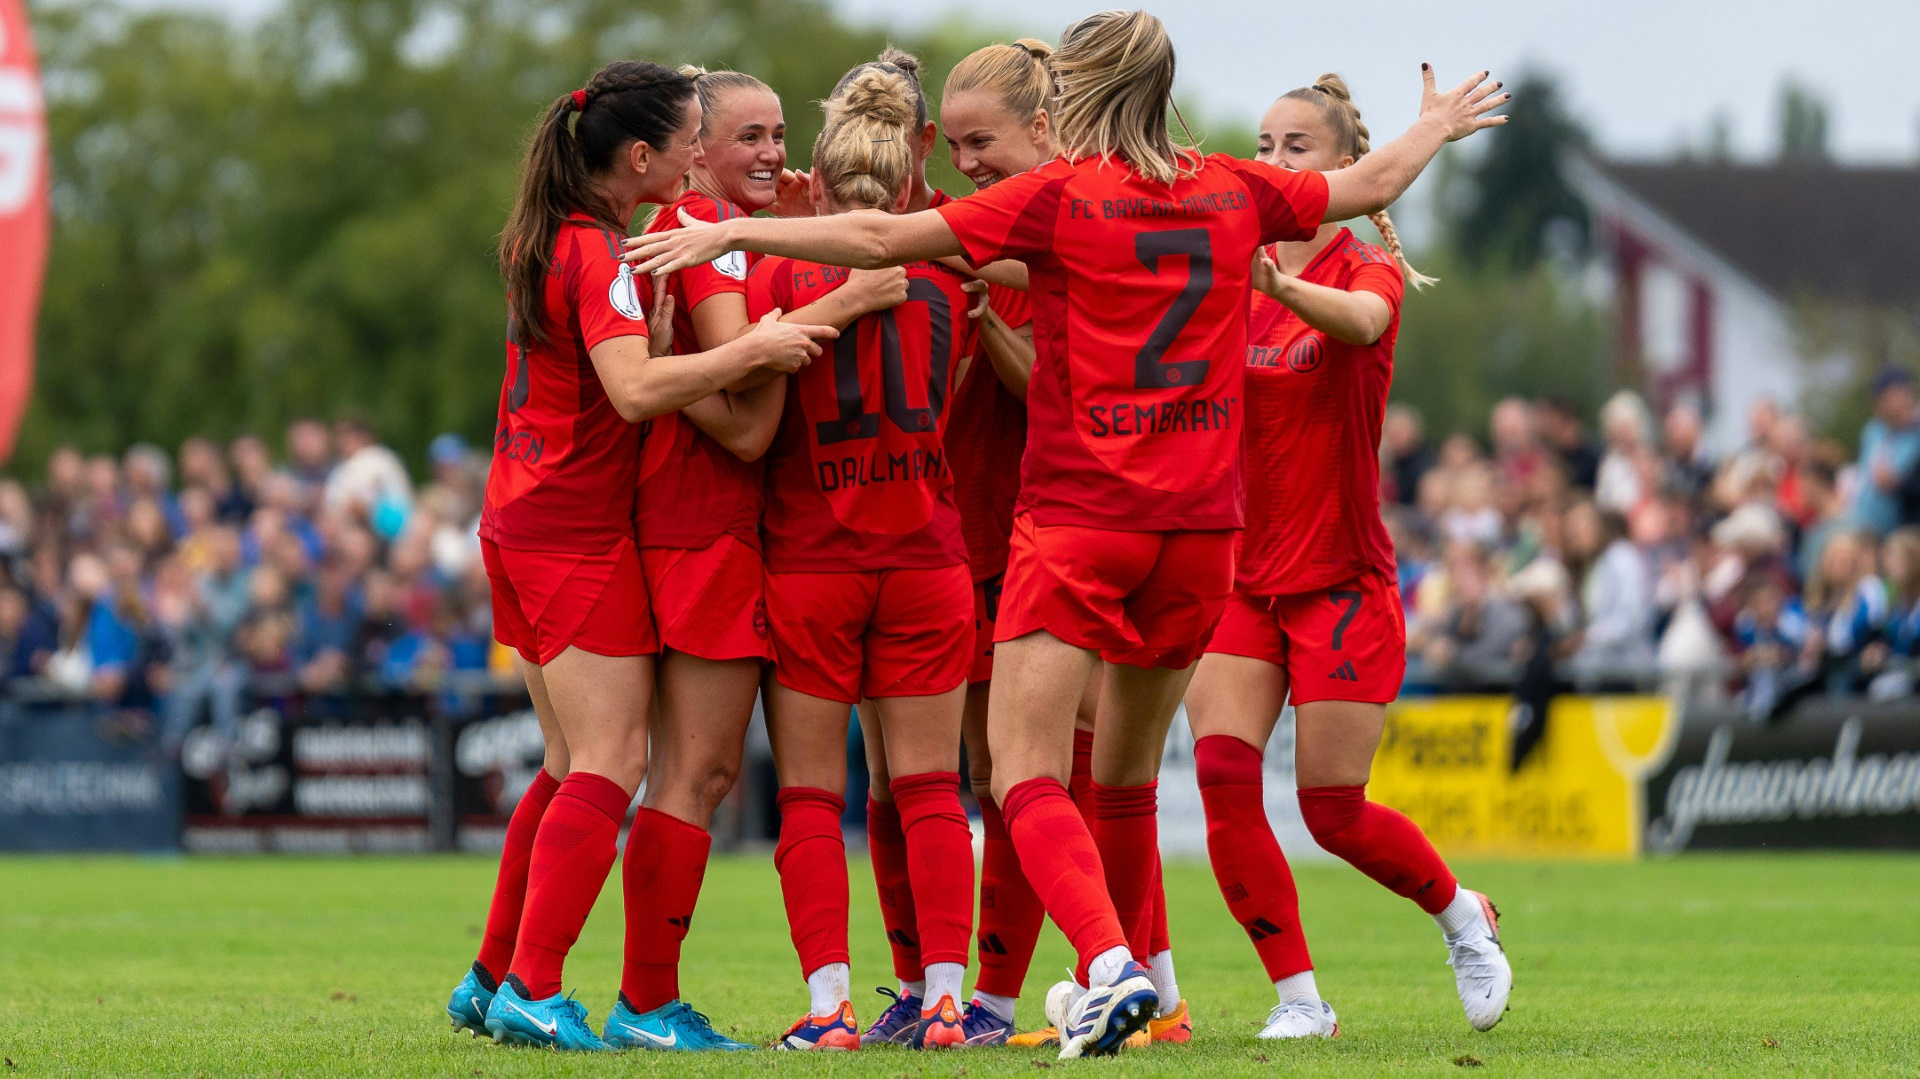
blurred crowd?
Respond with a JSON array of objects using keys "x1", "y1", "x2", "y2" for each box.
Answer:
[
  {"x1": 1386, "y1": 367, "x2": 1920, "y2": 720},
  {"x1": 0, "y1": 412, "x2": 503, "y2": 749},
  {"x1": 8, "y1": 366, "x2": 1920, "y2": 741}
]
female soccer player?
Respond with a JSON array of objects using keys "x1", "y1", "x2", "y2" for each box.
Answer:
[
  {"x1": 746, "y1": 66, "x2": 980, "y2": 1052},
  {"x1": 1186, "y1": 75, "x2": 1511, "y2": 1041},
  {"x1": 446, "y1": 60, "x2": 835, "y2": 1052},
  {"x1": 615, "y1": 65, "x2": 907, "y2": 1053},
  {"x1": 623, "y1": 12, "x2": 1507, "y2": 1056}
]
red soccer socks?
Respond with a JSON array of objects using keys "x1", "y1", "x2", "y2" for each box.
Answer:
[
  {"x1": 972, "y1": 796, "x2": 1045, "y2": 998},
  {"x1": 509, "y1": 770, "x2": 630, "y2": 998},
  {"x1": 889, "y1": 772, "x2": 974, "y2": 969},
  {"x1": 476, "y1": 766, "x2": 560, "y2": 984},
  {"x1": 1195, "y1": 735, "x2": 1311, "y2": 980},
  {"x1": 1089, "y1": 780, "x2": 1159, "y2": 957},
  {"x1": 865, "y1": 794, "x2": 922, "y2": 981},
  {"x1": 1002, "y1": 776, "x2": 1127, "y2": 986},
  {"x1": 620, "y1": 806, "x2": 712, "y2": 1012},
  {"x1": 1297, "y1": 783, "x2": 1458, "y2": 914},
  {"x1": 776, "y1": 787, "x2": 850, "y2": 978}
]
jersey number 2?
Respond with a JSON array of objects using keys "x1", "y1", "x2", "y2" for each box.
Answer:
[
  {"x1": 815, "y1": 279, "x2": 953, "y2": 446},
  {"x1": 1134, "y1": 228, "x2": 1213, "y2": 389}
]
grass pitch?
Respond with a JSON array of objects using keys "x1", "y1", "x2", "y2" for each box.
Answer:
[{"x1": 2, "y1": 852, "x2": 1916, "y2": 1076}]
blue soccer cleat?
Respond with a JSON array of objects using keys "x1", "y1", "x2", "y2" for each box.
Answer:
[
  {"x1": 602, "y1": 995, "x2": 754, "y2": 1051},
  {"x1": 447, "y1": 962, "x2": 496, "y2": 1035},
  {"x1": 960, "y1": 999, "x2": 1014, "y2": 1046},
  {"x1": 859, "y1": 987, "x2": 924, "y2": 1046},
  {"x1": 482, "y1": 975, "x2": 607, "y2": 1051},
  {"x1": 1057, "y1": 961, "x2": 1157, "y2": 1060}
]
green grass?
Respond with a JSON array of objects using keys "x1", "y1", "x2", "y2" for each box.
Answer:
[{"x1": 2, "y1": 853, "x2": 1917, "y2": 1076}]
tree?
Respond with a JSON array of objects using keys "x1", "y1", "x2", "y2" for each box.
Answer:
[
  {"x1": 1777, "y1": 79, "x2": 1830, "y2": 161},
  {"x1": 1449, "y1": 70, "x2": 1590, "y2": 273}
]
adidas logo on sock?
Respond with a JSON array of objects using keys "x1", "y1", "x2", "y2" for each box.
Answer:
[
  {"x1": 1329, "y1": 660, "x2": 1358, "y2": 681},
  {"x1": 887, "y1": 928, "x2": 920, "y2": 948},
  {"x1": 1246, "y1": 917, "x2": 1286, "y2": 941},
  {"x1": 978, "y1": 933, "x2": 1009, "y2": 956}
]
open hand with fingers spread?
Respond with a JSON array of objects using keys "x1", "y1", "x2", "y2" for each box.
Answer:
[
  {"x1": 1420, "y1": 65, "x2": 1509, "y2": 142},
  {"x1": 744, "y1": 308, "x2": 836, "y2": 375}
]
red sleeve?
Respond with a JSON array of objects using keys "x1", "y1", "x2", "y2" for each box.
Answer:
[
  {"x1": 935, "y1": 167, "x2": 1065, "y2": 266},
  {"x1": 668, "y1": 195, "x2": 752, "y2": 314},
  {"x1": 745, "y1": 257, "x2": 792, "y2": 321},
  {"x1": 984, "y1": 281, "x2": 1032, "y2": 330},
  {"x1": 1217, "y1": 156, "x2": 1330, "y2": 246},
  {"x1": 565, "y1": 226, "x2": 650, "y2": 351},
  {"x1": 1347, "y1": 259, "x2": 1405, "y2": 322}
]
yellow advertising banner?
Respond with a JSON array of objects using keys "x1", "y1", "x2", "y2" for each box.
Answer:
[{"x1": 1367, "y1": 696, "x2": 1678, "y2": 858}]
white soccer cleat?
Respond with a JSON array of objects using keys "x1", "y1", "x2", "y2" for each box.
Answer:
[
  {"x1": 1056, "y1": 962, "x2": 1157, "y2": 1059},
  {"x1": 1443, "y1": 890, "x2": 1511, "y2": 1032},
  {"x1": 1258, "y1": 999, "x2": 1338, "y2": 1039},
  {"x1": 1043, "y1": 978, "x2": 1084, "y2": 1032}
]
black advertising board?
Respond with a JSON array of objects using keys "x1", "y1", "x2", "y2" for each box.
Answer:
[
  {"x1": 180, "y1": 692, "x2": 434, "y2": 852},
  {"x1": 450, "y1": 691, "x2": 545, "y2": 852},
  {"x1": 1645, "y1": 701, "x2": 1920, "y2": 853}
]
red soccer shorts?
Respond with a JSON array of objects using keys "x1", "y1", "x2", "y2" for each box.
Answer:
[
  {"x1": 483, "y1": 537, "x2": 658, "y2": 666},
  {"x1": 996, "y1": 515, "x2": 1235, "y2": 670},
  {"x1": 968, "y1": 573, "x2": 1004, "y2": 684},
  {"x1": 765, "y1": 564, "x2": 973, "y2": 703},
  {"x1": 641, "y1": 535, "x2": 774, "y2": 663},
  {"x1": 1206, "y1": 570, "x2": 1406, "y2": 704}
]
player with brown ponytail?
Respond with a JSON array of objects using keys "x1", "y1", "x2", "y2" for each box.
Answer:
[
  {"x1": 447, "y1": 59, "x2": 836, "y2": 1053},
  {"x1": 1184, "y1": 73, "x2": 1512, "y2": 1042},
  {"x1": 621, "y1": 11, "x2": 1507, "y2": 1056}
]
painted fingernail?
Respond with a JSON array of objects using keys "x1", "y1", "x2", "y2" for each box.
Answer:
[{"x1": 1422, "y1": 62, "x2": 1430, "y2": 71}]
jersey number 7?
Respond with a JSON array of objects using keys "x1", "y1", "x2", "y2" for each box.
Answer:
[
  {"x1": 1133, "y1": 228, "x2": 1214, "y2": 389},
  {"x1": 815, "y1": 279, "x2": 953, "y2": 446}
]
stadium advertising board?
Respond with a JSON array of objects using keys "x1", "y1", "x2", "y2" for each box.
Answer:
[
  {"x1": 1644, "y1": 701, "x2": 1920, "y2": 852},
  {"x1": 1367, "y1": 695, "x2": 1677, "y2": 858},
  {"x1": 450, "y1": 691, "x2": 545, "y2": 851},
  {"x1": 180, "y1": 692, "x2": 434, "y2": 852},
  {"x1": 0, "y1": 704, "x2": 179, "y2": 851}
]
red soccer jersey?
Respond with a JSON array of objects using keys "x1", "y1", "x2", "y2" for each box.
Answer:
[
  {"x1": 481, "y1": 214, "x2": 650, "y2": 553},
  {"x1": 1237, "y1": 228, "x2": 1405, "y2": 596},
  {"x1": 945, "y1": 282, "x2": 1033, "y2": 581},
  {"x1": 748, "y1": 253, "x2": 978, "y2": 572},
  {"x1": 936, "y1": 153, "x2": 1329, "y2": 530},
  {"x1": 632, "y1": 190, "x2": 766, "y2": 550}
]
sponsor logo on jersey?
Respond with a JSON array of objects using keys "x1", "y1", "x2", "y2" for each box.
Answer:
[
  {"x1": 1287, "y1": 336, "x2": 1324, "y2": 373},
  {"x1": 608, "y1": 263, "x2": 645, "y2": 320}
]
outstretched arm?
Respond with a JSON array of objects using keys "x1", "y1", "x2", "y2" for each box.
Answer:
[
  {"x1": 1251, "y1": 252, "x2": 1392, "y2": 346},
  {"x1": 1324, "y1": 66, "x2": 1509, "y2": 222},
  {"x1": 624, "y1": 208, "x2": 964, "y2": 277}
]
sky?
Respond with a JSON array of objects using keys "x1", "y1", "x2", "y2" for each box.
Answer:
[{"x1": 832, "y1": 0, "x2": 1920, "y2": 165}]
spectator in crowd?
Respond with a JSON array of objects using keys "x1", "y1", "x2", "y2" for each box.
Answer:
[
  {"x1": 1732, "y1": 576, "x2": 1814, "y2": 721},
  {"x1": 1662, "y1": 402, "x2": 1715, "y2": 502},
  {"x1": 1851, "y1": 366, "x2": 1920, "y2": 534},
  {"x1": 285, "y1": 417, "x2": 334, "y2": 496},
  {"x1": 1703, "y1": 503, "x2": 1794, "y2": 641},
  {"x1": 1795, "y1": 459, "x2": 1847, "y2": 586},
  {"x1": 1411, "y1": 540, "x2": 1530, "y2": 680},
  {"x1": 1490, "y1": 397, "x2": 1544, "y2": 490},
  {"x1": 324, "y1": 410, "x2": 413, "y2": 538},
  {"x1": 1381, "y1": 404, "x2": 1432, "y2": 507},
  {"x1": 1862, "y1": 527, "x2": 1920, "y2": 699},
  {"x1": 0, "y1": 584, "x2": 55, "y2": 682},
  {"x1": 1564, "y1": 500, "x2": 1654, "y2": 677},
  {"x1": 1807, "y1": 529, "x2": 1889, "y2": 693},
  {"x1": 228, "y1": 434, "x2": 272, "y2": 522},
  {"x1": 1538, "y1": 396, "x2": 1601, "y2": 490},
  {"x1": 1595, "y1": 390, "x2": 1654, "y2": 516}
]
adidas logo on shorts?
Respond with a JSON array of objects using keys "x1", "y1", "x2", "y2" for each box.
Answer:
[{"x1": 1329, "y1": 660, "x2": 1359, "y2": 681}]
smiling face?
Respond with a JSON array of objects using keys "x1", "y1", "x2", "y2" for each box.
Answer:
[
  {"x1": 941, "y1": 89, "x2": 1050, "y2": 190},
  {"x1": 1255, "y1": 97, "x2": 1354, "y2": 173},
  {"x1": 692, "y1": 86, "x2": 787, "y2": 211}
]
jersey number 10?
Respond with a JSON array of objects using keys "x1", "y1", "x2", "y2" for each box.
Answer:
[{"x1": 815, "y1": 279, "x2": 954, "y2": 446}]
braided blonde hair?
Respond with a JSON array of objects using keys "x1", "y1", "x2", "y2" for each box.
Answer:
[
  {"x1": 944, "y1": 38, "x2": 1056, "y2": 125},
  {"x1": 812, "y1": 65, "x2": 918, "y2": 211},
  {"x1": 1282, "y1": 74, "x2": 1437, "y2": 289}
]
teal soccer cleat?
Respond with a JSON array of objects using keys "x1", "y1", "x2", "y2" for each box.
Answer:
[
  {"x1": 446, "y1": 962, "x2": 496, "y2": 1035},
  {"x1": 602, "y1": 995, "x2": 755, "y2": 1051},
  {"x1": 482, "y1": 976, "x2": 608, "y2": 1051}
]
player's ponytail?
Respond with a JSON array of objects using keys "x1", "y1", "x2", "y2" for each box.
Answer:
[
  {"x1": 944, "y1": 38, "x2": 1056, "y2": 128},
  {"x1": 812, "y1": 66, "x2": 918, "y2": 211},
  {"x1": 677, "y1": 64, "x2": 774, "y2": 137},
  {"x1": 499, "y1": 61, "x2": 696, "y2": 343},
  {"x1": 1051, "y1": 10, "x2": 1196, "y2": 187},
  {"x1": 1283, "y1": 74, "x2": 1437, "y2": 289}
]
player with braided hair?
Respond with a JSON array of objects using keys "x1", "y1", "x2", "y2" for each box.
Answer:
[
  {"x1": 751, "y1": 64, "x2": 981, "y2": 1052},
  {"x1": 446, "y1": 59, "x2": 836, "y2": 1053},
  {"x1": 1184, "y1": 73, "x2": 1511, "y2": 1042},
  {"x1": 621, "y1": 11, "x2": 1507, "y2": 1056}
]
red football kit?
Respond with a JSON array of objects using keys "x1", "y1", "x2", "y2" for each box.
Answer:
[
  {"x1": 747, "y1": 251, "x2": 978, "y2": 704},
  {"x1": 632, "y1": 190, "x2": 772, "y2": 662},
  {"x1": 936, "y1": 153, "x2": 1329, "y2": 668},
  {"x1": 480, "y1": 213, "x2": 656, "y2": 664},
  {"x1": 1207, "y1": 228, "x2": 1407, "y2": 704}
]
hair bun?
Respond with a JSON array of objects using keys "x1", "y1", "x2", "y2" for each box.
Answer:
[
  {"x1": 1313, "y1": 73, "x2": 1352, "y2": 102},
  {"x1": 677, "y1": 63, "x2": 710, "y2": 79},
  {"x1": 877, "y1": 46, "x2": 922, "y2": 80},
  {"x1": 1014, "y1": 38, "x2": 1054, "y2": 61},
  {"x1": 840, "y1": 67, "x2": 917, "y2": 127}
]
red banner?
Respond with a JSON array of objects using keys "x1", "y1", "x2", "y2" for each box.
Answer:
[{"x1": 0, "y1": 0, "x2": 46, "y2": 462}]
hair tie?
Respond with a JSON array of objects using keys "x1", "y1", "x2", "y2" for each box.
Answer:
[{"x1": 570, "y1": 89, "x2": 589, "y2": 112}]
